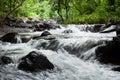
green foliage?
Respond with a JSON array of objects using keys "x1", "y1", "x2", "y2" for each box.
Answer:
[
  {"x1": 18, "y1": 0, "x2": 52, "y2": 19},
  {"x1": 0, "y1": 0, "x2": 25, "y2": 17},
  {"x1": 0, "y1": 0, "x2": 120, "y2": 24}
]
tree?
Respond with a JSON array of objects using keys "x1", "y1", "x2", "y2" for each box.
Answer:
[{"x1": 0, "y1": 0, "x2": 25, "y2": 26}]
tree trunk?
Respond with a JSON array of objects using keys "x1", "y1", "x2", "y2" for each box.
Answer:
[
  {"x1": 57, "y1": 0, "x2": 64, "y2": 21},
  {"x1": 0, "y1": 0, "x2": 25, "y2": 27},
  {"x1": 4, "y1": 0, "x2": 25, "y2": 20}
]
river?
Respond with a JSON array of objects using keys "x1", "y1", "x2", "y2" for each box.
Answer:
[{"x1": 0, "y1": 24, "x2": 120, "y2": 80}]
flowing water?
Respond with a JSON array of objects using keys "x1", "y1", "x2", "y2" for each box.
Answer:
[{"x1": 0, "y1": 24, "x2": 120, "y2": 80}]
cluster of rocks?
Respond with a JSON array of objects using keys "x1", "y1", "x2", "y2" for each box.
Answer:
[
  {"x1": 4, "y1": 17, "x2": 60, "y2": 32},
  {"x1": 84, "y1": 20, "x2": 120, "y2": 33},
  {"x1": 0, "y1": 31, "x2": 55, "y2": 72},
  {"x1": 0, "y1": 51, "x2": 54, "y2": 72},
  {"x1": 82, "y1": 20, "x2": 120, "y2": 72},
  {"x1": 0, "y1": 30, "x2": 55, "y2": 43}
]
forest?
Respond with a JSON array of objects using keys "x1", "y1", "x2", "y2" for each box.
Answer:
[{"x1": 0, "y1": 0, "x2": 120, "y2": 24}]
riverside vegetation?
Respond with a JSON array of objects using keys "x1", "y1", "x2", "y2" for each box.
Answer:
[{"x1": 0, "y1": 0, "x2": 120, "y2": 24}]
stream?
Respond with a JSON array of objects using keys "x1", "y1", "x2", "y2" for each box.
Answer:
[{"x1": 0, "y1": 24, "x2": 120, "y2": 80}]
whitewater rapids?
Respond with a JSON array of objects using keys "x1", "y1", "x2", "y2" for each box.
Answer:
[{"x1": 0, "y1": 24, "x2": 120, "y2": 80}]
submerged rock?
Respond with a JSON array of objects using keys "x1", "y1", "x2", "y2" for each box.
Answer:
[
  {"x1": 18, "y1": 51, "x2": 54, "y2": 72},
  {"x1": 0, "y1": 32, "x2": 19, "y2": 43},
  {"x1": 95, "y1": 37, "x2": 120, "y2": 65},
  {"x1": 63, "y1": 29, "x2": 73, "y2": 34},
  {"x1": 0, "y1": 56, "x2": 13, "y2": 65}
]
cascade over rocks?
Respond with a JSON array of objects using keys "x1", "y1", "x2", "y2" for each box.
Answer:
[
  {"x1": 18, "y1": 51, "x2": 54, "y2": 72},
  {"x1": 95, "y1": 37, "x2": 120, "y2": 65},
  {"x1": 33, "y1": 31, "x2": 55, "y2": 40},
  {"x1": 99, "y1": 20, "x2": 120, "y2": 34},
  {"x1": 99, "y1": 25, "x2": 116, "y2": 33},
  {"x1": 0, "y1": 32, "x2": 19, "y2": 43},
  {"x1": 0, "y1": 56, "x2": 13, "y2": 65},
  {"x1": 88, "y1": 20, "x2": 120, "y2": 33}
]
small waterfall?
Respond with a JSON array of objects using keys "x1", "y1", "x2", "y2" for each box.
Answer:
[
  {"x1": 16, "y1": 35, "x2": 22, "y2": 43},
  {"x1": 29, "y1": 38, "x2": 105, "y2": 60},
  {"x1": 0, "y1": 24, "x2": 119, "y2": 80}
]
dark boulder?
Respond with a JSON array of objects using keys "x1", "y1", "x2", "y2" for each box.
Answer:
[
  {"x1": 95, "y1": 37, "x2": 120, "y2": 65},
  {"x1": 112, "y1": 67, "x2": 120, "y2": 72},
  {"x1": 63, "y1": 29, "x2": 73, "y2": 34},
  {"x1": 0, "y1": 56, "x2": 13, "y2": 65},
  {"x1": 41, "y1": 31, "x2": 52, "y2": 37},
  {"x1": 116, "y1": 25, "x2": 120, "y2": 37},
  {"x1": 0, "y1": 32, "x2": 19, "y2": 43},
  {"x1": 18, "y1": 51, "x2": 54, "y2": 72},
  {"x1": 32, "y1": 31, "x2": 55, "y2": 40}
]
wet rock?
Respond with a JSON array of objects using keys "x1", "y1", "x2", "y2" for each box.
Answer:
[
  {"x1": 32, "y1": 31, "x2": 54, "y2": 40},
  {"x1": 0, "y1": 56, "x2": 13, "y2": 65},
  {"x1": 89, "y1": 24, "x2": 104, "y2": 32},
  {"x1": 18, "y1": 51, "x2": 54, "y2": 72},
  {"x1": 116, "y1": 26, "x2": 120, "y2": 37},
  {"x1": 34, "y1": 22, "x2": 60, "y2": 31},
  {"x1": 43, "y1": 35, "x2": 55, "y2": 40},
  {"x1": 63, "y1": 29, "x2": 73, "y2": 34},
  {"x1": 112, "y1": 67, "x2": 120, "y2": 72},
  {"x1": 41, "y1": 31, "x2": 52, "y2": 37},
  {"x1": 99, "y1": 20, "x2": 120, "y2": 34},
  {"x1": 15, "y1": 22, "x2": 33, "y2": 28},
  {"x1": 0, "y1": 32, "x2": 19, "y2": 43},
  {"x1": 33, "y1": 23, "x2": 45, "y2": 31},
  {"x1": 99, "y1": 25, "x2": 116, "y2": 33},
  {"x1": 104, "y1": 20, "x2": 115, "y2": 28},
  {"x1": 95, "y1": 37, "x2": 120, "y2": 65},
  {"x1": 21, "y1": 36, "x2": 31, "y2": 43},
  {"x1": 5, "y1": 17, "x2": 60, "y2": 32}
]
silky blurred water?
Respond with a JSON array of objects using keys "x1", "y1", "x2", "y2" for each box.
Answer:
[{"x1": 0, "y1": 25, "x2": 119, "y2": 80}]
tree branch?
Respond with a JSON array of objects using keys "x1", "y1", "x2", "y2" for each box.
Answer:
[{"x1": 3, "y1": 0, "x2": 25, "y2": 21}]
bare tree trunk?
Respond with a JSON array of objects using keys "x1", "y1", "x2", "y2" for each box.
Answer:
[{"x1": 0, "y1": 0, "x2": 25, "y2": 27}]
